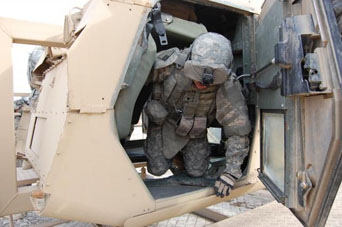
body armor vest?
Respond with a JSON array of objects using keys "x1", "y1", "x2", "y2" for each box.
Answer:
[{"x1": 152, "y1": 64, "x2": 219, "y2": 138}]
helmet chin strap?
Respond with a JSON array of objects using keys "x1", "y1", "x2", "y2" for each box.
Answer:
[{"x1": 202, "y1": 68, "x2": 214, "y2": 86}]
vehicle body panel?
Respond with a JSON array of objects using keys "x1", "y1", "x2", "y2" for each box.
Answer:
[
  {"x1": 0, "y1": 0, "x2": 341, "y2": 226},
  {"x1": 0, "y1": 18, "x2": 65, "y2": 47}
]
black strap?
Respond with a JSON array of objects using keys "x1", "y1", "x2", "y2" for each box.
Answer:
[{"x1": 150, "y1": 3, "x2": 168, "y2": 46}]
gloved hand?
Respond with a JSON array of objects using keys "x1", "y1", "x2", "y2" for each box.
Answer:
[{"x1": 214, "y1": 172, "x2": 235, "y2": 198}]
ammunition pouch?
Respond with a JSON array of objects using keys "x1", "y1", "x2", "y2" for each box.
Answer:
[
  {"x1": 175, "y1": 115, "x2": 207, "y2": 138},
  {"x1": 175, "y1": 116, "x2": 193, "y2": 136},
  {"x1": 189, "y1": 117, "x2": 207, "y2": 138}
]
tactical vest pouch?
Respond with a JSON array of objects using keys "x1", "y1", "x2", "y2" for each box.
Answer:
[
  {"x1": 183, "y1": 92, "x2": 200, "y2": 119},
  {"x1": 162, "y1": 75, "x2": 177, "y2": 101},
  {"x1": 175, "y1": 115, "x2": 194, "y2": 136},
  {"x1": 152, "y1": 83, "x2": 162, "y2": 100},
  {"x1": 145, "y1": 100, "x2": 168, "y2": 125},
  {"x1": 189, "y1": 117, "x2": 207, "y2": 138}
]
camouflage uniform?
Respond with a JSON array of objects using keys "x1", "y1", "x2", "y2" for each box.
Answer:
[
  {"x1": 332, "y1": 0, "x2": 342, "y2": 36},
  {"x1": 27, "y1": 47, "x2": 45, "y2": 109},
  {"x1": 144, "y1": 33, "x2": 251, "y2": 180}
]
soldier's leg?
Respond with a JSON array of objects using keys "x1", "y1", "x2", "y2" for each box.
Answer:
[
  {"x1": 181, "y1": 137, "x2": 210, "y2": 177},
  {"x1": 145, "y1": 124, "x2": 172, "y2": 176}
]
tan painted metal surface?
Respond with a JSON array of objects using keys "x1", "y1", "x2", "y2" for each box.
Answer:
[
  {"x1": 0, "y1": 0, "x2": 264, "y2": 220},
  {"x1": 67, "y1": 0, "x2": 149, "y2": 111},
  {"x1": 22, "y1": 1, "x2": 157, "y2": 225},
  {"x1": 26, "y1": 60, "x2": 69, "y2": 182},
  {"x1": 0, "y1": 24, "x2": 17, "y2": 216},
  {"x1": 0, "y1": 186, "x2": 37, "y2": 217},
  {"x1": 1, "y1": 0, "x2": 340, "y2": 226},
  {"x1": 0, "y1": 18, "x2": 65, "y2": 47}
]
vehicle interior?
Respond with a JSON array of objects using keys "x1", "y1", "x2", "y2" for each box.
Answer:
[{"x1": 114, "y1": 0, "x2": 256, "y2": 200}]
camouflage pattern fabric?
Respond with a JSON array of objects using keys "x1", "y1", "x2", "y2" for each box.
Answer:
[
  {"x1": 14, "y1": 98, "x2": 29, "y2": 113},
  {"x1": 145, "y1": 100, "x2": 168, "y2": 125},
  {"x1": 216, "y1": 77, "x2": 251, "y2": 137},
  {"x1": 181, "y1": 137, "x2": 211, "y2": 177},
  {"x1": 224, "y1": 135, "x2": 250, "y2": 178},
  {"x1": 145, "y1": 123, "x2": 172, "y2": 176},
  {"x1": 332, "y1": 0, "x2": 342, "y2": 37},
  {"x1": 144, "y1": 32, "x2": 251, "y2": 181},
  {"x1": 162, "y1": 120, "x2": 190, "y2": 159},
  {"x1": 27, "y1": 47, "x2": 44, "y2": 90},
  {"x1": 191, "y1": 32, "x2": 233, "y2": 67},
  {"x1": 14, "y1": 98, "x2": 29, "y2": 130},
  {"x1": 216, "y1": 76, "x2": 251, "y2": 178}
]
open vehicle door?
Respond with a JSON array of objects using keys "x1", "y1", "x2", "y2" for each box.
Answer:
[{"x1": 254, "y1": 0, "x2": 342, "y2": 226}]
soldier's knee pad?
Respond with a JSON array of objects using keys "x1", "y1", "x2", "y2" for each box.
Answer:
[
  {"x1": 147, "y1": 163, "x2": 170, "y2": 176},
  {"x1": 181, "y1": 138, "x2": 210, "y2": 177},
  {"x1": 186, "y1": 166, "x2": 207, "y2": 177}
]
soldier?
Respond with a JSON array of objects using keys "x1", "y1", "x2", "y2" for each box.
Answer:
[
  {"x1": 332, "y1": 0, "x2": 342, "y2": 37},
  {"x1": 144, "y1": 32, "x2": 251, "y2": 197}
]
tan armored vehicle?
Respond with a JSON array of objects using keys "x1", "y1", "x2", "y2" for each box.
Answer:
[{"x1": 1, "y1": 0, "x2": 341, "y2": 226}]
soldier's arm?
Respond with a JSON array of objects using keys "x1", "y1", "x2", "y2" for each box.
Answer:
[{"x1": 214, "y1": 78, "x2": 251, "y2": 197}]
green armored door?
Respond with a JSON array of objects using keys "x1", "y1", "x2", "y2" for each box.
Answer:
[{"x1": 254, "y1": 0, "x2": 342, "y2": 226}]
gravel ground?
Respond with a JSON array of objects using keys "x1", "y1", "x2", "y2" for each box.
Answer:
[
  {"x1": 0, "y1": 189, "x2": 274, "y2": 227},
  {"x1": 0, "y1": 212, "x2": 60, "y2": 227}
]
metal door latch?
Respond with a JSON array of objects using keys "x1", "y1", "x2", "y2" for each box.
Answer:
[{"x1": 297, "y1": 170, "x2": 313, "y2": 207}]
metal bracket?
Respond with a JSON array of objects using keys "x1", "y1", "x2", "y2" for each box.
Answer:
[
  {"x1": 303, "y1": 53, "x2": 325, "y2": 91},
  {"x1": 297, "y1": 170, "x2": 313, "y2": 207},
  {"x1": 274, "y1": 14, "x2": 323, "y2": 96},
  {"x1": 256, "y1": 72, "x2": 282, "y2": 90}
]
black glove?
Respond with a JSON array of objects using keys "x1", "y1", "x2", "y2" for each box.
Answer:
[{"x1": 214, "y1": 172, "x2": 235, "y2": 198}]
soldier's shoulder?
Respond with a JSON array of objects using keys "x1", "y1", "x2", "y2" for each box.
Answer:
[
  {"x1": 217, "y1": 73, "x2": 240, "y2": 93},
  {"x1": 154, "y1": 47, "x2": 180, "y2": 70}
]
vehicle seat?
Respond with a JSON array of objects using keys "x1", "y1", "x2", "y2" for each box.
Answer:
[{"x1": 115, "y1": 35, "x2": 157, "y2": 139}]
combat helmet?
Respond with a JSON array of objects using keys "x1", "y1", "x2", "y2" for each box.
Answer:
[{"x1": 184, "y1": 32, "x2": 233, "y2": 86}]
